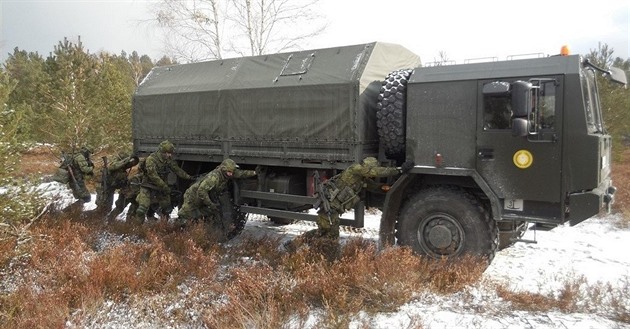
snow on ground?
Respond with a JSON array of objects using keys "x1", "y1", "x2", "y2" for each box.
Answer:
[{"x1": 32, "y1": 182, "x2": 630, "y2": 328}]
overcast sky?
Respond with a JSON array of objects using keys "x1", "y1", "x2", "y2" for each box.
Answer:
[{"x1": 1, "y1": 0, "x2": 628, "y2": 64}]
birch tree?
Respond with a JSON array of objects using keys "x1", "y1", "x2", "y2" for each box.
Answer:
[{"x1": 149, "y1": 0, "x2": 326, "y2": 62}]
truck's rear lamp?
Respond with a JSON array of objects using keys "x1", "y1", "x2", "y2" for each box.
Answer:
[
  {"x1": 560, "y1": 45, "x2": 570, "y2": 56},
  {"x1": 381, "y1": 185, "x2": 391, "y2": 192},
  {"x1": 435, "y1": 153, "x2": 443, "y2": 167}
]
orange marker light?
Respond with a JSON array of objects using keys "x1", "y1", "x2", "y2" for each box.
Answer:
[{"x1": 560, "y1": 45, "x2": 570, "y2": 56}]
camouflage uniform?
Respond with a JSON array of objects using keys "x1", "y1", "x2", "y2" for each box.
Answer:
[
  {"x1": 94, "y1": 152, "x2": 139, "y2": 216},
  {"x1": 305, "y1": 157, "x2": 403, "y2": 240},
  {"x1": 61, "y1": 146, "x2": 94, "y2": 203},
  {"x1": 135, "y1": 140, "x2": 192, "y2": 220},
  {"x1": 103, "y1": 171, "x2": 143, "y2": 221},
  {"x1": 178, "y1": 159, "x2": 256, "y2": 223}
]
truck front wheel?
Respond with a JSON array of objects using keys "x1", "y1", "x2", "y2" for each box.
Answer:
[{"x1": 396, "y1": 186, "x2": 498, "y2": 263}]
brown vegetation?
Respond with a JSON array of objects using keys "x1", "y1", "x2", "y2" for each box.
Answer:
[{"x1": 0, "y1": 208, "x2": 488, "y2": 328}]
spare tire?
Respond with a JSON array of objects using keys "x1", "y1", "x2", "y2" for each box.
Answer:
[{"x1": 376, "y1": 69, "x2": 412, "y2": 160}]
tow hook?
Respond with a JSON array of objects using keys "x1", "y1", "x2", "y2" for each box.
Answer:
[{"x1": 604, "y1": 186, "x2": 616, "y2": 213}]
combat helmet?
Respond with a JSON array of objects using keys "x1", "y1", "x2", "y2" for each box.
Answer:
[
  {"x1": 159, "y1": 140, "x2": 175, "y2": 153},
  {"x1": 362, "y1": 157, "x2": 379, "y2": 169},
  {"x1": 220, "y1": 158, "x2": 239, "y2": 172},
  {"x1": 81, "y1": 145, "x2": 94, "y2": 154}
]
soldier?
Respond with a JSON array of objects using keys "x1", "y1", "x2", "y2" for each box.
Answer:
[
  {"x1": 135, "y1": 140, "x2": 193, "y2": 222},
  {"x1": 295, "y1": 157, "x2": 414, "y2": 244},
  {"x1": 93, "y1": 152, "x2": 139, "y2": 218},
  {"x1": 177, "y1": 158, "x2": 256, "y2": 227},
  {"x1": 58, "y1": 145, "x2": 95, "y2": 204},
  {"x1": 111, "y1": 169, "x2": 144, "y2": 222}
]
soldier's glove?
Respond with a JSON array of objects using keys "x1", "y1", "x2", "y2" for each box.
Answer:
[
  {"x1": 159, "y1": 185, "x2": 171, "y2": 193},
  {"x1": 205, "y1": 203, "x2": 219, "y2": 213},
  {"x1": 254, "y1": 165, "x2": 264, "y2": 175},
  {"x1": 400, "y1": 160, "x2": 415, "y2": 173}
]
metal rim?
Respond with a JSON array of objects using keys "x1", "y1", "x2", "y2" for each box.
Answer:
[{"x1": 417, "y1": 212, "x2": 465, "y2": 257}]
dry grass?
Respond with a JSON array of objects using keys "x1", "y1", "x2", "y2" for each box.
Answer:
[
  {"x1": 0, "y1": 209, "x2": 224, "y2": 328},
  {"x1": 0, "y1": 211, "x2": 485, "y2": 329},
  {"x1": 496, "y1": 275, "x2": 630, "y2": 323},
  {"x1": 17, "y1": 145, "x2": 59, "y2": 178}
]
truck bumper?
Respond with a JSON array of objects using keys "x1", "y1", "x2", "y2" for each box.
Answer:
[{"x1": 568, "y1": 179, "x2": 615, "y2": 226}]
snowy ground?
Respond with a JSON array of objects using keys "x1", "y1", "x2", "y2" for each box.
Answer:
[{"x1": 34, "y1": 182, "x2": 630, "y2": 328}]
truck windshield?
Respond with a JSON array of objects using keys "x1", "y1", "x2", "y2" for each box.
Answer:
[{"x1": 581, "y1": 68, "x2": 604, "y2": 134}]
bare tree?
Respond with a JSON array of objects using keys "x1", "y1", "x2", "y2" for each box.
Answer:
[
  {"x1": 149, "y1": 0, "x2": 225, "y2": 62},
  {"x1": 587, "y1": 42, "x2": 615, "y2": 68},
  {"x1": 228, "y1": 0, "x2": 326, "y2": 57},
  {"x1": 149, "y1": 0, "x2": 326, "y2": 62}
]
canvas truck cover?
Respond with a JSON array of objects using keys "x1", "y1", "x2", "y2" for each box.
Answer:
[{"x1": 133, "y1": 42, "x2": 421, "y2": 167}]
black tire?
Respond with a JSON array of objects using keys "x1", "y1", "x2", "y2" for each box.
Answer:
[
  {"x1": 218, "y1": 192, "x2": 248, "y2": 240},
  {"x1": 396, "y1": 186, "x2": 499, "y2": 264},
  {"x1": 377, "y1": 69, "x2": 412, "y2": 160}
]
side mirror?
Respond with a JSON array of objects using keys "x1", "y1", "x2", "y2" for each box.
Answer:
[
  {"x1": 512, "y1": 118, "x2": 528, "y2": 137},
  {"x1": 482, "y1": 81, "x2": 510, "y2": 95},
  {"x1": 511, "y1": 81, "x2": 533, "y2": 117},
  {"x1": 607, "y1": 67, "x2": 628, "y2": 86}
]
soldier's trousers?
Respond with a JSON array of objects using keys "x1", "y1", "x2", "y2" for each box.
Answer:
[
  {"x1": 178, "y1": 203, "x2": 218, "y2": 222},
  {"x1": 136, "y1": 187, "x2": 171, "y2": 216},
  {"x1": 95, "y1": 185, "x2": 115, "y2": 214},
  {"x1": 106, "y1": 193, "x2": 136, "y2": 220},
  {"x1": 302, "y1": 209, "x2": 341, "y2": 240},
  {"x1": 69, "y1": 176, "x2": 91, "y2": 203}
]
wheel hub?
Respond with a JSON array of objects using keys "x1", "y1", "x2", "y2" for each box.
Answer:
[
  {"x1": 420, "y1": 215, "x2": 463, "y2": 256},
  {"x1": 427, "y1": 225, "x2": 452, "y2": 249}
]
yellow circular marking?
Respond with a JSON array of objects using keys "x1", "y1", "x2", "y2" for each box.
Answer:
[{"x1": 513, "y1": 150, "x2": 533, "y2": 169}]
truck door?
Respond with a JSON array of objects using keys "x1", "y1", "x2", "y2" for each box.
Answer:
[{"x1": 476, "y1": 77, "x2": 564, "y2": 222}]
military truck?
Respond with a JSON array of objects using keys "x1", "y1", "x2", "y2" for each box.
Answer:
[{"x1": 133, "y1": 42, "x2": 627, "y2": 263}]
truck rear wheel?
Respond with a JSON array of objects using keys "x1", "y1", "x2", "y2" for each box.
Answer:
[
  {"x1": 396, "y1": 186, "x2": 498, "y2": 264},
  {"x1": 218, "y1": 192, "x2": 248, "y2": 240},
  {"x1": 377, "y1": 69, "x2": 412, "y2": 160}
]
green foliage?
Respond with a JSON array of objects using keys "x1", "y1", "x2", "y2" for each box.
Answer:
[
  {"x1": 2, "y1": 37, "x2": 166, "y2": 153},
  {"x1": 3, "y1": 48, "x2": 49, "y2": 142},
  {"x1": 0, "y1": 36, "x2": 167, "y2": 225},
  {"x1": 0, "y1": 68, "x2": 45, "y2": 225},
  {"x1": 41, "y1": 37, "x2": 103, "y2": 150}
]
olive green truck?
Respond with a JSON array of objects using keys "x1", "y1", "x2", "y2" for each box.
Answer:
[{"x1": 133, "y1": 42, "x2": 627, "y2": 262}]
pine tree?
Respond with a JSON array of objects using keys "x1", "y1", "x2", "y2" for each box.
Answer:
[
  {"x1": 3, "y1": 48, "x2": 49, "y2": 141},
  {"x1": 587, "y1": 43, "x2": 630, "y2": 161},
  {"x1": 42, "y1": 37, "x2": 100, "y2": 150}
]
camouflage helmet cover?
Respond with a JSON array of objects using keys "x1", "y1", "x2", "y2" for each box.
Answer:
[
  {"x1": 159, "y1": 140, "x2": 175, "y2": 153},
  {"x1": 220, "y1": 158, "x2": 239, "y2": 172},
  {"x1": 81, "y1": 145, "x2": 94, "y2": 154},
  {"x1": 362, "y1": 157, "x2": 379, "y2": 168}
]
